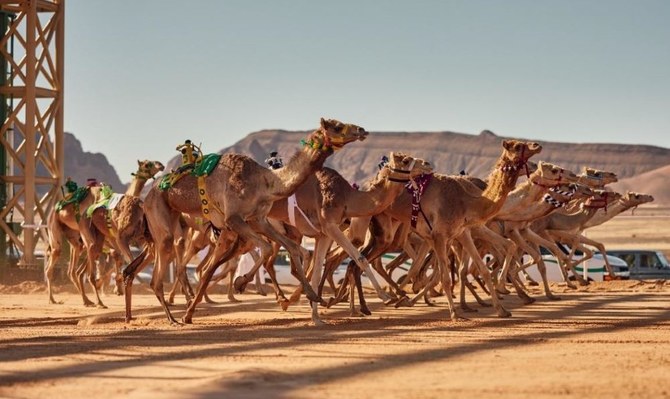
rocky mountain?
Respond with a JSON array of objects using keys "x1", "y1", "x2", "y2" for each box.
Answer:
[
  {"x1": 166, "y1": 129, "x2": 670, "y2": 204},
  {"x1": 61, "y1": 132, "x2": 124, "y2": 191}
]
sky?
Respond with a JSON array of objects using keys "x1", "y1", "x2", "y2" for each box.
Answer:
[{"x1": 65, "y1": 0, "x2": 670, "y2": 183}]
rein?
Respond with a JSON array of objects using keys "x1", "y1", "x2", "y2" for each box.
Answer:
[{"x1": 405, "y1": 173, "x2": 433, "y2": 230}]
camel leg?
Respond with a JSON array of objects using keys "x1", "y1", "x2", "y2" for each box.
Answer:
[
  {"x1": 322, "y1": 223, "x2": 392, "y2": 303},
  {"x1": 511, "y1": 229, "x2": 556, "y2": 301},
  {"x1": 309, "y1": 237, "x2": 333, "y2": 325},
  {"x1": 122, "y1": 246, "x2": 153, "y2": 322},
  {"x1": 526, "y1": 229, "x2": 579, "y2": 289},
  {"x1": 183, "y1": 236, "x2": 241, "y2": 324},
  {"x1": 245, "y1": 217, "x2": 325, "y2": 306},
  {"x1": 432, "y1": 234, "x2": 459, "y2": 320},
  {"x1": 458, "y1": 230, "x2": 511, "y2": 318}
]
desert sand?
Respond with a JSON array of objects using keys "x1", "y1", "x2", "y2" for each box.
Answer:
[{"x1": 1, "y1": 208, "x2": 669, "y2": 399}]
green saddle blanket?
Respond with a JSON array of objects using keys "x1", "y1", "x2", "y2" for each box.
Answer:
[
  {"x1": 55, "y1": 186, "x2": 89, "y2": 212},
  {"x1": 85, "y1": 184, "x2": 115, "y2": 218},
  {"x1": 159, "y1": 153, "x2": 222, "y2": 191}
]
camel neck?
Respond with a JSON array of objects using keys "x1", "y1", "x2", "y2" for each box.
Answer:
[
  {"x1": 583, "y1": 200, "x2": 627, "y2": 228},
  {"x1": 479, "y1": 163, "x2": 519, "y2": 219},
  {"x1": 349, "y1": 177, "x2": 406, "y2": 217},
  {"x1": 125, "y1": 177, "x2": 149, "y2": 197},
  {"x1": 271, "y1": 145, "x2": 329, "y2": 198},
  {"x1": 496, "y1": 178, "x2": 548, "y2": 219}
]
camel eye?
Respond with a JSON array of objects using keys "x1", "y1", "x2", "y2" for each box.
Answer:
[
  {"x1": 551, "y1": 168, "x2": 558, "y2": 173},
  {"x1": 514, "y1": 143, "x2": 521, "y2": 150}
]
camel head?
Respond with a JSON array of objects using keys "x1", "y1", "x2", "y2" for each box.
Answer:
[
  {"x1": 578, "y1": 167, "x2": 618, "y2": 188},
  {"x1": 133, "y1": 159, "x2": 166, "y2": 180},
  {"x1": 317, "y1": 118, "x2": 368, "y2": 150},
  {"x1": 530, "y1": 161, "x2": 579, "y2": 186},
  {"x1": 500, "y1": 140, "x2": 542, "y2": 174},
  {"x1": 622, "y1": 191, "x2": 654, "y2": 207},
  {"x1": 380, "y1": 152, "x2": 433, "y2": 183}
]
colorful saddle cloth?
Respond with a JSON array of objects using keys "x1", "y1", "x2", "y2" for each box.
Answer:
[
  {"x1": 159, "y1": 153, "x2": 221, "y2": 191},
  {"x1": 85, "y1": 184, "x2": 124, "y2": 218},
  {"x1": 55, "y1": 186, "x2": 89, "y2": 212}
]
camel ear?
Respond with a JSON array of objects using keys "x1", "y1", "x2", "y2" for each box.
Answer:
[
  {"x1": 502, "y1": 140, "x2": 513, "y2": 150},
  {"x1": 137, "y1": 160, "x2": 142, "y2": 166},
  {"x1": 320, "y1": 118, "x2": 331, "y2": 130}
]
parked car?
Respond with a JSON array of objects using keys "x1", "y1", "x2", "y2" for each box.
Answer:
[
  {"x1": 604, "y1": 250, "x2": 670, "y2": 280},
  {"x1": 523, "y1": 245, "x2": 630, "y2": 283}
]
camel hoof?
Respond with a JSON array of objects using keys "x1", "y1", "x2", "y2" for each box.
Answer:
[
  {"x1": 181, "y1": 316, "x2": 192, "y2": 324},
  {"x1": 566, "y1": 282, "x2": 578, "y2": 290},
  {"x1": 49, "y1": 299, "x2": 64, "y2": 305},
  {"x1": 312, "y1": 318, "x2": 326, "y2": 327},
  {"x1": 424, "y1": 299, "x2": 437, "y2": 307},
  {"x1": 326, "y1": 297, "x2": 339, "y2": 308},
  {"x1": 496, "y1": 287, "x2": 511, "y2": 295},
  {"x1": 234, "y1": 276, "x2": 249, "y2": 293},
  {"x1": 279, "y1": 299, "x2": 291, "y2": 311},
  {"x1": 359, "y1": 306, "x2": 372, "y2": 316},
  {"x1": 497, "y1": 308, "x2": 512, "y2": 318},
  {"x1": 479, "y1": 301, "x2": 493, "y2": 308},
  {"x1": 521, "y1": 296, "x2": 536, "y2": 305},
  {"x1": 394, "y1": 297, "x2": 413, "y2": 308},
  {"x1": 204, "y1": 297, "x2": 218, "y2": 304},
  {"x1": 96, "y1": 303, "x2": 108, "y2": 309},
  {"x1": 578, "y1": 280, "x2": 590, "y2": 286},
  {"x1": 84, "y1": 302, "x2": 96, "y2": 308},
  {"x1": 548, "y1": 294, "x2": 562, "y2": 301},
  {"x1": 527, "y1": 280, "x2": 539, "y2": 287},
  {"x1": 383, "y1": 298, "x2": 398, "y2": 306}
]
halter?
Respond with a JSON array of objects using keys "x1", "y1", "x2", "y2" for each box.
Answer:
[
  {"x1": 387, "y1": 159, "x2": 416, "y2": 183},
  {"x1": 405, "y1": 172, "x2": 433, "y2": 230},
  {"x1": 542, "y1": 184, "x2": 576, "y2": 208},
  {"x1": 131, "y1": 165, "x2": 155, "y2": 180},
  {"x1": 500, "y1": 145, "x2": 530, "y2": 178},
  {"x1": 585, "y1": 192, "x2": 609, "y2": 212},
  {"x1": 531, "y1": 168, "x2": 565, "y2": 188},
  {"x1": 302, "y1": 124, "x2": 358, "y2": 151}
]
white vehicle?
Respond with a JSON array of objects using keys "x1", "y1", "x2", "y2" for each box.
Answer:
[{"x1": 522, "y1": 245, "x2": 630, "y2": 283}]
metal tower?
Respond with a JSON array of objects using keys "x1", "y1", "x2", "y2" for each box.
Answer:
[{"x1": 0, "y1": 0, "x2": 64, "y2": 267}]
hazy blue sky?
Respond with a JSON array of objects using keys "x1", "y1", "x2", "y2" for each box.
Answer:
[{"x1": 66, "y1": 0, "x2": 670, "y2": 182}]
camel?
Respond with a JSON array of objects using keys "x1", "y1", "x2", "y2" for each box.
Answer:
[
  {"x1": 252, "y1": 152, "x2": 434, "y2": 324},
  {"x1": 346, "y1": 140, "x2": 542, "y2": 320},
  {"x1": 485, "y1": 181, "x2": 594, "y2": 297},
  {"x1": 79, "y1": 160, "x2": 165, "y2": 295},
  {"x1": 544, "y1": 191, "x2": 653, "y2": 276},
  {"x1": 527, "y1": 190, "x2": 622, "y2": 282},
  {"x1": 45, "y1": 181, "x2": 103, "y2": 306},
  {"x1": 125, "y1": 118, "x2": 369, "y2": 324}
]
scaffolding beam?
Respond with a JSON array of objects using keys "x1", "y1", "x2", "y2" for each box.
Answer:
[{"x1": 0, "y1": 0, "x2": 64, "y2": 267}]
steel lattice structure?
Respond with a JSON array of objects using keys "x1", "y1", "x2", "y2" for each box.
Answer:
[{"x1": 0, "y1": 0, "x2": 64, "y2": 266}]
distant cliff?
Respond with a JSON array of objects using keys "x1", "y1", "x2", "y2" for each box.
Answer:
[{"x1": 61, "y1": 132, "x2": 124, "y2": 191}]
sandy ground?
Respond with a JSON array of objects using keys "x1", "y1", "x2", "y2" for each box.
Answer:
[
  {"x1": 2, "y1": 207, "x2": 669, "y2": 398},
  {"x1": 1, "y1": 280, "x2": 669, "y2": 399}
]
